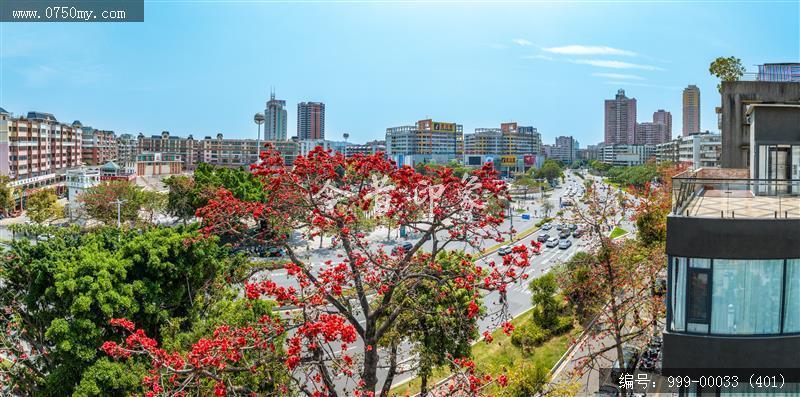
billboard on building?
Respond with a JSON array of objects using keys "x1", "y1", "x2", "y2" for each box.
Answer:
[
  {"x1": 431, "y1": 122, "x2": 457, "y2": 132},
  {"x1": 500, "y1": 155, "x2": 516, "y2": 166},
  {"x1": 523, "y1": 155, "x2": 535, "y2": 166}
]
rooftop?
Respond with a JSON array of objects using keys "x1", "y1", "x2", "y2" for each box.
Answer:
[{"x1": 672, "y1": 168, "x2": 800, "y2": 219}]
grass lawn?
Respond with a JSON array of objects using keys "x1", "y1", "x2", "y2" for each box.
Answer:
[
  {"x1": 610, "y1": 226, "x2": 628, "y2": 239},
  {"x1": 390, "y1": 310, "x2": 581, "y2": 396}
]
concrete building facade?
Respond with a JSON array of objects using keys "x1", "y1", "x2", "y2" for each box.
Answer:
[
  {"x1": 297, "y1": 102, "x2": 325, "y2": 140},
  {"x1": 682, "y1": 85, "x2": 701, "y2": 136},
  {"x1": 605, "y1": 89, "x2": 637, "y2": 145},
  {"x1": 265, "y1": 91, "x2": 288, "y2": 141},
  {"x1": 386, "y1": 119, "x2": 463, "y2": 167}
]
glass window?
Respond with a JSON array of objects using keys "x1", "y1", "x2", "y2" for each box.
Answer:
[
  {"x1": 784, "y1": 259, "x2": 800, "y2": 333},
  {"x1": 687, "y1": 269, "x2": 709, "y2": 332},
  {"x1": 671, "y1": 257, "x2": 686, "y2": 332},
  {"x1": 711, "y1": 259, "x2": 783, "y2": 334},
  {"x1": 690, "y1": 258, "x2": 710, "y2": 269}
]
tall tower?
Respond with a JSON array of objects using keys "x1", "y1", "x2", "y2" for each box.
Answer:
[
  {"x1": 265, "y1": 88, "x2": 287, "y2": 141},
  {"x1": 653, "y1": 109, "x2": 673, "y2": 142},
  {"x1": 297, "y1": 102, "x2": 325, "y2": 140},
  {"x1": 604, "y1": 89, "x2": 637, "y2": 145},
  {"x1": 682, "y1": 85, "x2": 701, "y2": 136}
]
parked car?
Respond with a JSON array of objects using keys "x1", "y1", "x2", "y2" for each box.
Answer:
[
  {"x1": 569, "y1": 223, "x2": 578, "y2": 231},
  {"x1": 558, "y1": 239, "x2": 572, "y2": 249},
  {"x1": 537, "y1": 234, "x2": 550, "y2": 243},
  {"x1": 611, "y1": 346, "x2": 640, "y2": 381},
  {"x1": 545, "y1": 237, "x2": 559, "y2": 248},
  {"x1": 555, "y1": 223, "x2": 564, "y2": 231},
  {"x1": 392, "y1": 242, "x2": 414, "y2": 255},
  {"x1": 572, "y1": 229, "x2": 584, "y2": 238},
  {"x1": 498, "y1": 245, "x2": 513, "y2": 256},
  {"x1": 541, "y1": 222, "x2": 552, "y2": 230},
  {"x1": 596, "y1": 384, "x2": 620, "y2": 397},
  {"x1": 558, "y1": 229, "x2": 571, "y2": 239}
]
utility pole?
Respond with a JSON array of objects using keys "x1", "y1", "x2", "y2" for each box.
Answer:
[{"x1": 111, "y1": 199, "x2": 126, "y2": 228}]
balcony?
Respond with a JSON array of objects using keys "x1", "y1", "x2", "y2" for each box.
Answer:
[{"x1": 672, "y1": 168, "x2": 800, "y2": 219}]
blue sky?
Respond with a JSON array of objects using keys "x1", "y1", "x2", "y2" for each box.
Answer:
[{"x1": 1, "y1": 0, "x2": 798, "y2": 146}]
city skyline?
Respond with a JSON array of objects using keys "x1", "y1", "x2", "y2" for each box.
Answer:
[{"x1": 1, "y1": 2, "x2": 797, "y2": 146}]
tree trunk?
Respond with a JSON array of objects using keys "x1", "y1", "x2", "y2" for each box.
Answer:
[
  {"x1": 361, "y1": 338, "x2": 380, "y2": 393},
  {"x1": 379, "y1": 342, "x2": 399, "y2": 397},
  {"x1": 420, "y1": 371, "x2": 429, "y2": 397}
]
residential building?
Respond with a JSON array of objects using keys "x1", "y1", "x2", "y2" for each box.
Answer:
[
  {"x1": 664, "y1": 101, "x2": 800, "y2": 396},
  {"x1": 604, "y1": 89, "x2": 637, "y2": 145},
  {"x1": 1, "y1": 111, "x2": 83, "y2": 181},
  {"x1": 682, "y1": 85, "x2": 701, "y2": 136},
  {"x1": 138, "y1": 131, "x2": 200, "y2": 170},
  {"x1": 297, "y1": 102, "x2": 325, "y2": 140},
  {"x1": 635, "y1": 122, "x2": 669, "y2": 145},
  {"x1": 65, "y1": 167, "x2": 101, "y2": 217},
  {"x1": 719, "y1": 80, "x2": 800, "y2": 168},
  {"x1": 757, "y1": 63, "x2": 800, "y2": 82},
  {"x1": 80, "y1": 126, "x2": 117, "y2": 166},
  {"x1": 653, "y1": 109, "x2": 673, "y2": 140},
  {"x1": 198, "y1": 133, "x2": 259, "y2": 167},
  {"x1": 654, "y1": 139, "x2": 680, "y2": 164},
  {"x1": 265, "y1": 90, "x2": 288, "y2": 141},
  {"x1": 117, "y1": 133, "x2": 140, "y2": 165},
  {"x1": 598, "y1": 144, "x2": 654, "y2": 166},
  {"x1": 677, "y1": 132, "x2": 721, "y2": 169},
  {"x1": 386, "y1": 119, "x2": 463, "y2": 167},
  {"x1": 549, "y1": 136, "x2": 578, "y2": 164},
  {"x1": 579, "y1": 144, "x2": 600, "y2": 161}
]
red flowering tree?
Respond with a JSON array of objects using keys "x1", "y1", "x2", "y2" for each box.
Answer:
[{"x1": 103, "y1": 147, "x2": 539, "y2": 396}]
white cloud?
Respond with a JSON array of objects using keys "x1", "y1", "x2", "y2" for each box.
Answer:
[
  {"x1": 522, "y1": 54, "x2": 554, "y2": 61},
  {"x1": 544, "y1": 45, "x2": 637, "y2": 56},
  {"x1": 513, "y1": 38, "x2": 533, "y2": 46},
  {"x1": 571, "y1": 59, "x2": 665, "y2": 71},
  {"x1": 592, "y1": 72, "x2": 645, "y2": 80}
]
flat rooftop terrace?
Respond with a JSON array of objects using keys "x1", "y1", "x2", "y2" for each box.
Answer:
[{"x1": 672, "y1": 168, "x2": 800, "y2": 219}]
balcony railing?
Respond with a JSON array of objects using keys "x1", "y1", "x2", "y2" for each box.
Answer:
[{"x1": 672, "y1": 168, "x2": 800, "y2": 218}]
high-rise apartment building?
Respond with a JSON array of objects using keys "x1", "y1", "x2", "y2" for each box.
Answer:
[
  {"x1": 682, "y1": 85, "x2": 701, "y2": 136},
  {"x1": 463, "y1": 122, "x2": 542, "y2": 172},
  {"x1": 604, "y1": 89, "x2": 637, "y2": 145},
  {"x1": 653, "y1": 109, "x2": 673, "y2": 141},
  {"x1": 550, "y1": 136, "x2": 578, "y2": 164},
  {"x1": 635, "y1": 122, "x2": 668, "y2": 145},
  {"x1": 297, "y1": 102, "x2": 325, "y2": 140},
  {"x1": 264, "y1": 90, "x2": 287, "y2": 141}
]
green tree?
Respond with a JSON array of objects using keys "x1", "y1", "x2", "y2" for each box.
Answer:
[
  {"x1": 0, "y1": 175, "x2": 15, "y2": 216},
  {"x1": 163, "y1": 175, "x2": 202, "y2": 224},
  {"x1": 533, "y1": 160, "x2": 563, "y2": 182},
  {"x1": 25, "y1": 188, "x2": 63, "y2": 224},
  {"x1": 79, "y1": 181, "x2": 146, "y2": 226},
  {"x1": 528, "y1": 272, "x2": 561, "y2": 330},
  {"x1": 382, "y1": 251, "x2": 479, "y2": 396},
  {"x1": 709, "y1": 56, "x2": 746, "y2": 91},
  {"x1": 0, "y1": 225, "x2": 257, "y2": 396}
]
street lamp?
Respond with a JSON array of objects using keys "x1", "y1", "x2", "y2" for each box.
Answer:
[
  {"x1": 111, "y1": 199, "x2": 126, "y2": 228},
  {"x1": 254, "y1": 112, "x2": 265, "y2": 163}
]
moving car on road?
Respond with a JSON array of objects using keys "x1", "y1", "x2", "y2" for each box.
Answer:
[
  {"x1": 537, "y1": 234, "x2": 550, "y2": 243},
  {"x1": 611, "y1": 346, "x2": 640, "y2": 381},
  {"x1": 558, "y1": 239, "x2": 572, "y2": 249},
  {"x1": 392, "y1": 242, "x2": 413, "y2": 255},
  {"x1": 545, "y1": 237, "x2": 559, "y2": 248},
  {"x1": 541, "y1": 222, "x2": 552, "y2": 230},
  {"x1": 558, "y1": 229, "x2": 571, "y2": 239},
  {"x1": 497, "y1": 245, "x2": 513, "y2": 256}
]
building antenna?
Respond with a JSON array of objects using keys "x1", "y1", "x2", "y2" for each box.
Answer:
[{"x1": 270, "y1": 86, "x2": 275, "y2": 101}]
